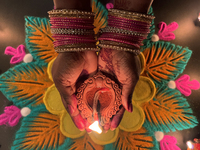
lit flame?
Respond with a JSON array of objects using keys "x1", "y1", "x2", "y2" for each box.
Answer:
[
  {"x1": 198, "y1": 13, "x2": 200, "y2": 21},
  {"x1": 187, "y1": 141, "x2": 193, "y2": 149},
  {"x1": 89, "y1": 121, "x2": 102, "y2": 134}
]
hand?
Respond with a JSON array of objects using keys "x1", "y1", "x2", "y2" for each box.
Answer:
[
  {"x1": 98, "y1": 48, "x2": 141, "y2": 131},
  {"x1": 52, "y1": 51, "x2": 97, "y2": 130}
]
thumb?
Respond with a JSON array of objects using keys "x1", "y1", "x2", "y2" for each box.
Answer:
[
  {"x1": 61, "y1": 93, "x2": 85, "y2": 131},
  {"x1": 121, "y1": 83, "x2": 136, "y2": 112}
]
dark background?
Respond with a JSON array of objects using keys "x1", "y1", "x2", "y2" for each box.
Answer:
[{"x1": 0, "y1": 0, "x2": 200, "y2": 150}]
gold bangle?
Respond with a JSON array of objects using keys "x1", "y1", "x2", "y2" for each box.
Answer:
[
  {"x1": 100, "y1": 26, "x2": 148, "y2": 37},
  {"x1": 55, "y1": 44, "x2": 99, "y2": 52},
  {"x1": 51, "y1": 28, "x2": 94, "y2": 35},
  {"x1": 98, "y1": 44, "x2": 140, "y2": 55},
  {"x1": 99, "y1": 40, "x2": 140, "y2": 49},
  {"x1": 48, "y1": 9, "x2": 94, "y2": 16},
  {"x1": 48, "y1": 9, "x2": 94, "y2": 19},
  {"x1": 108, "y1": 9, "x2": 155, "y2": 20}
]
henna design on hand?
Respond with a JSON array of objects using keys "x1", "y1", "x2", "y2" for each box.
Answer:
[{"x1": 100, "y1": 48, "x2": 115, "y2": 73}]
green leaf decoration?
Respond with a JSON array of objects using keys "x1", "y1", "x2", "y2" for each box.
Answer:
[
  {"x1": 25, "y1": 16, "x2": 57, "y2": 64},
  {"x1": 92, "y1": 0, "x2": 108, "y2": 34},
  {"x1": 114, "y1": 122, "x2": 159, "y2": 150},
  {"x1": 0, "y1": 62, "x2": 53, "y2": 108},
  {"x1": 12, "y1": 106, "x2": 67, "y2": 150},
  {"x1": 142, "y1": 85, "x2": 198, "y2": 133},
  {"x1": 142, "y1": 7, "x2": 155, "y2": 48},
  {"x1": 141, "y1": 41, "x2": 192, "y2": 87}
]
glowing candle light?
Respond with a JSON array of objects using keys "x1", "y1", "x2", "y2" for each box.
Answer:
[
  {"x1": 187, "y1": 141, "x2": 193, "y2": 150},
  {"x1": 89, "y1": 121, "x2": 102, "y2": 134},
  {"x1": 198, "y1": 13, "x2": 200, "y2": 21}
]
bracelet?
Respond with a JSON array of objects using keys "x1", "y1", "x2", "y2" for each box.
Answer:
[
  {"x1": 98, "y1": 44, "x2": 140, "y2": 55},
  {"x1": 98, "y1": 9, "x2": 154, "y2": 55},
  {"x1": 49, "y1": 9, "x2": 97, "y2": 52},
  {"x1": 108, "y1": 9, "x2": 155, "y2": 20}
]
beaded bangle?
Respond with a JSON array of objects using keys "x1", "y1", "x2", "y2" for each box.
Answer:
[
  {"x1": 108, "y1": 9, "x2": 155, "y2": 20},
  {"x1": 49, "y1": 9, "x2": 97, "y2": 52},
  {"x1": 98, "y1": 44, "x2": 140, "y2": 55},
  {"x1": 100, "y1": 26, "x2": 147, "y2": 37}
]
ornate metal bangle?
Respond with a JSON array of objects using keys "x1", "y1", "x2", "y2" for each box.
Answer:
[
  {"x1": 51, "y1": 28, "x2": 94, "y2": 35},
  {"x1": 98, "y1": 44, "x2": 140, "y2": 55}
]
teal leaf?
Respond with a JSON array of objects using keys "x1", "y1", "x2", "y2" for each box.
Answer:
[
  {"x1": 141, "y1": 41, "x2": 192, "y2": 87},
  {"x1": 0, "y1": 62, "x2": 53, "y2": 108},
  {"x1": 25, "y1": 16, "x2": 57, "y2": 64},
  {"x1": 143, "y1": 85, "x2": 198, "y2": 133},
  {"x1": 11, "y1": 106, "x2": 67, "y2": 150}
]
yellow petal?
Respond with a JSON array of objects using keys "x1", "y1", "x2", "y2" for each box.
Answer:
[
  {"x1": 43, "y1": 84, "x2": 65, "y2": 114},
  {"x1": 89, "y1": 128, "x2": 119, "y2": 145},
  {"x1": 132, "y1": 76, "x2": 156, "y2": 105},
  {"x1": 138, "y1": 52, "x2": 146, "y2": 75},
  {"x1": 119, "y1": 103, "x2": 145, "y2": 132},
  {"x1": 47, "y1": 57, "x2": 56, "y2": 82},
  {"x1": 60, "y1": 112, "x2": 86, "y2": 139}
]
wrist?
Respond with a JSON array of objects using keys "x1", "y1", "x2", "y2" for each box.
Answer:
[
  {"x1": 54, "y1": 0, "x2": 91, "y2": 11},
  {"x1": 114, "y1": 0, "x2": 153, "y2": 13}
]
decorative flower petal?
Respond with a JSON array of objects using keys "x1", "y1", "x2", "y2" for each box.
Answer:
[
  {"x1": 12, "y1": 107, "x2": 66, "y2": 150},
  {"x1": 0, "y1": 62, "x2": 53, "y2": 108},
  {"x1": 138, "y1": 52, "x2": 145, "y2": 75},
  {"x1": 119, "y1": 103, "x2": 145, "y2": 132},
  {"x1": 142, "y1": 85, "x2": 198, "y2": 133},
  {"x1": 43, "y1": 84, "x2": 65, "y2": 114},
  {"x1": 132, "y1": 76, "x2": 156, "y2": 105},
  {"x1": 89, "y1": 128, "x2": 119, "y2": 145},
  {"x1": 60, "y1": 112, "x2": 86, "y2": 139},
  {"x1": 5, "y1": 45, "x2": 26, "y2": 64},
  {"x1": 47, "y1": 57, "x2": 56, "y2": 81},
  {"x1": 115, "y1": 123, "x2": 159, "y2": 150},
  {"x1": 141, "y1": 41, "x2": 192, "y2": 87},
  {"x1": 25, "y1": 16, "x2": 57, "y2": 64},
  {"x1": 175, "y1": 74, "x2": 200, "y2": 96},
  {"x1": 0, "y1": 105, "x2": 22, "y2": 127},
  {"x1": 160, "y1": 135, "x2": 181, "y2": 150},
  {"x1": 158, "y1": 22, "x2": 179, "y2": 41}
]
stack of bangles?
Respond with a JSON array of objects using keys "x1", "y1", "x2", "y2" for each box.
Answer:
[
  {"x1": 98, "y1": 9, "x2": 155, "y2": 55},
  {"x1": 48, "y1": 9, "x2": 154, "y2": 55},
  {"x1": 48, "y1": 9, "x2": 99, "y2": 52}
]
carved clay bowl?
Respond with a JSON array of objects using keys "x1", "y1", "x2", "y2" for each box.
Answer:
[{"x1": 76, "y1": 72, "x2": 122, "y2": 126}]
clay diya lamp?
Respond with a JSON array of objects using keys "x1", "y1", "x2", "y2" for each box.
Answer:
[{"x1": 76, "y1": 72, "x2": 122, "y2": 126}]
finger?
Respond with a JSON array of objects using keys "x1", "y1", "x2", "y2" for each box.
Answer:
[
  {"x1": 84, "y1": 51, "x2": 98, "y2": 76},
  {"x1": 110, "y1": 107, "x2": 125, "y2": 131},
  {"x1": 85, "y1": 119, "x2": 92, "y2": 133},
  {"x1": 103, "y1": 122, "x2": 110, "y2": 133},
  {"x1": 61, "y1": 94, "x2": 85, "y2": 130}
]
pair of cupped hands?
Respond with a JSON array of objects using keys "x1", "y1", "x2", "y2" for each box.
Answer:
[
  {"x1": 52, "y1": 49, "x2": 140, "y2": 132},
  {"x1": 52, "y1": 0, "x2": 153, "y2": 132}
]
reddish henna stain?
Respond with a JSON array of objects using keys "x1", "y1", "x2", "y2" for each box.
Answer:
[{"x1": 100, "y1": 48, "x2": 114, "y2": 73}]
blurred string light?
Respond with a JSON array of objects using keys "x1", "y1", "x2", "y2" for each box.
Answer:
[{"x1": 187, "y1": 141, "x2": 194, "y2": 150}]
